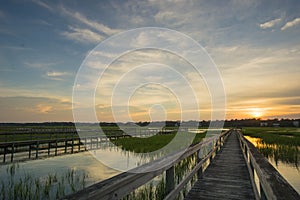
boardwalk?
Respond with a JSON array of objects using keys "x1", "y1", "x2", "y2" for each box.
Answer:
[
  {"x1": 185, "y1": 131, "x2": 255, "y2": 200},
  {"x1": 65, "y1": 129, "x2": 300, "y2": 200}
]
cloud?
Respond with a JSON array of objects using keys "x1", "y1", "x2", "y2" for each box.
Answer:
[
  {"x1": 0, "y1": 96, "x2": 72, "y2": 122},
  {"x1": 31, "y1": 0, "x2": 53, "y2": 12},
  {"x1": 25, "y1": 61, "x2": 56, "y2": 69},
  {"x1": 47, "y1": 71, "x2": 68, "y2": 77},
  {"x1": 36, "y1": 104, "x2": 53, "y2": 113},
  {"x1": 154, "y1": 11, "x2": 175, "y2": 23},
  {"x1": 281, "y1": 18, "x2": 300, "y2": 31},
  {"x1": 62, "y1": 26, "x2": 104, "y2": 44},
  {"x1": 34, "y1": 19, "x2": 52, "y2": 26},
  {"x1": 60, "y1": 6, "x2": 121, "y2": 36},
  {"x1": 46, "y1": 71, "x2": 70, "y2": 80},
  {"x1": 259, "y1": 18, "x2": 282, "y2": 29}
]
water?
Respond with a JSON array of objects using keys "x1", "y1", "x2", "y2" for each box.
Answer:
[
  {"x1": 245, "y1": 136, "x2": 300, "y2": 194},
  {"x1": 0, "y1": 142, "x2": 154, "y2": 199},
  {"x1": 0, "y1": 128, "x2": 218, "y2": 199}
]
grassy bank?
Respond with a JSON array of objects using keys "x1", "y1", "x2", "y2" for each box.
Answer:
[
  {"x1": 242, "y1": 127, "x2": 300, "y2": 167},
  {"x1": 242, "y1": 127, "x2": 300, "y2": 146},
  {"x1": 113, "y1": 131, "x2": 206, "y2": 153}
]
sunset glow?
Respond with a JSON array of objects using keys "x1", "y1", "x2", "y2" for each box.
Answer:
[
  {"x1": 0, "y1": 1, "x2": 299, "y2": 122},
  {"x1": 249, "y1": 108, "x2": 263, "y2": 119}
]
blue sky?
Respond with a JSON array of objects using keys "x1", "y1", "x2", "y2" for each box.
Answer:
[{"x1": 0, "y1": 0, "x2": 299, "y2": 122}]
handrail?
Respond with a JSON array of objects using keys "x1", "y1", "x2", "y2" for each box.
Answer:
[
  {"x1": 237, "y1": 130, "x2": 300, "y2": 200},
  {"x1": 64, "y1": 129, "x2": 232, "y2": 200}
]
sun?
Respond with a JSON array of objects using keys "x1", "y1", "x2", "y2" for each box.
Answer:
[{"x1": 249, "y1": 108, "x2": 263, "y2": 118}]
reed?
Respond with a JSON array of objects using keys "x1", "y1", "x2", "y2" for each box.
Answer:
[
  {"x1": 0, "y1": 164, "x2": 89, "y2": 200},
  {"x1": 243, "y1": 127, "x2": 300, "y2": 167},
  {"x1": 123, "y1": 151, "x2": 199, "y2": 200},
  {"x1": 114, "y1": 131, "x2": 206, "y2": 153}
]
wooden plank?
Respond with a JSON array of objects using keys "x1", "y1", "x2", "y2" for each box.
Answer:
[
  {"x1": 63, "y1": 131, "x2": 231, "y2": 200},
  {"x1": 185, "y1": 131, "x2": 255, "y2": 200}
]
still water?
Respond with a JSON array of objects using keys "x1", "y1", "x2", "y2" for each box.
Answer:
[
  {"x1": 3, "y1": 132, "x2": 296, "y2": 199},
  {"x1": 245, "y1": 136, "x2": 300, "y2": 194},
  {"x1": 0, "y1": 142, "x2": 154, "y2": 199}
]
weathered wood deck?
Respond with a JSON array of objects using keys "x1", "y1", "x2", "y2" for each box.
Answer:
[
  {"x1": 65, "y1": 129, "x2": 300, "y2": 200},
  {"x1": 185, "y1": 131, "x2": 255, "y2": 200}
]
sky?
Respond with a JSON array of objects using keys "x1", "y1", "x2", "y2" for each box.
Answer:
[{"x1": 0, "y1": 0, "x2": 299, "y2": 122}]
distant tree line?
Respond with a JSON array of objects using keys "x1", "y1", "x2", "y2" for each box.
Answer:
[{"x1": 0, "y1": 118, "x2": 299, "y2": 128}]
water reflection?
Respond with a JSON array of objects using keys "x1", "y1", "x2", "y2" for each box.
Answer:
[
  {"x1": 245, "y1": 136, "x2": 300, "y2": 194},
  {"x1": 245, "y1": 136, "x2": 300, "y2": 168},
  {"x1": 0, "y1": 140, "x2": 157, "y2": 199}
]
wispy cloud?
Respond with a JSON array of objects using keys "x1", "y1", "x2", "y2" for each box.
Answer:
[
  {"x1": 25, "y1": 61, "x2": 56, "y2": 69},
  {"x1": 62, "y1": 26, "x2": 104, "y2": 44},
  {"x1": 259, "y1": 18, "x2": 282, "y2": 29},
  {"x1": 31, "y1": 0, "x2": 53, "y2": 12},
  {"x1": 47, "y1": 71, "x2": 68, "y2": 77},
  {"x1": 46, "y1": 71, "x2": 70, "y2": 80},
  {"x1": 33, "y1": 19, "x2": 52, "y2": 26},
  {"x1": 60, "y1": 6, "x2": 121, "y2": 36},
  {"x1": 0, "y1": 96, "x2": 72, "y2": 122},
  {"x1": 281, "y1": 17, "x2": 300, "y2": 30},
  {"x1": 36, "y1": 104, "x2": 53, "y2": 113}
]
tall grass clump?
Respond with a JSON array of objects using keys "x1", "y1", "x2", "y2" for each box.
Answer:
[
  {"x1": 0, "y1": 164, "x2": 88, "y2": 200},
  {"x1": 123, "y1": 151, "x2": 201, "y2": 200},
  {"x1": 242, "y1": 127, "x2": 300, "y2": 168},
  {"x1": 114, "y1": 132, "x2": 206, "y2": 153}
]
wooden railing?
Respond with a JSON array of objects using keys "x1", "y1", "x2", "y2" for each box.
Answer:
[
  {"x1": 64, "y1": 130, "x2": 231, "y2": 200},
  {"x1": 0, "y1": 129, "x2": 176, "y2": 164},
  {"x1": 0, "y1": 135, "x2": 132, "y2": 163},
  {"x1": 0, "y1": 129, "x2": 172, "y2": 143},
  {"x1": 237, "y1": 130, "x2": 300, "y2": 200}
]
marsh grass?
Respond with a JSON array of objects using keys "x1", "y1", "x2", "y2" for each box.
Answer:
[
  {"x1": 243, "y1": 127, "x2": 300, "y2": 168},
  {"x1": 124, "y1": 152, "x2": 199, "y2": 200},
  {"x1": 0, "y1": 163, "x2": 88, "y2": 200},
  {"x1": 116, "y1": 131, "x2": 206, "y2": 199},
  {"x1": 114, "y1": 132, "x2": 206, "y2": 153}
]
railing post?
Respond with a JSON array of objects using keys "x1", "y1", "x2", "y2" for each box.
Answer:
[
  {"x1": 166, "y1": 166, "x2": 175, "y2": 195},
  {"x1": 3, "y1": 146, "x2": 6, "y2": 163},
  {"x1": 11, "y1": 143, "x2": 14, "y2": 162},
  {"x1": 29, "y1": 144, "x2": 31, "y2": 159},
  {"x1": 85, "y1": 137, "x2": 87, "y2": 150},
  {"x1": 78, "y1": 138, "x2": 81, "y2": 152},
  {"x1": 96, "y1": 137, "x2": 99, "y2": 149},
  {"x1": 36, "y1": 141, "x2": 39, "y2": 159},
  {"x1": 197, "y1": 150, "x2": 203, "y2": 179},
  {"x1": 260, "y1": 183, "x2": 267, "y2": 200},
  {"x1": 65, "y1": 140, "x2": 67, "y2": 153},
  {"x1": 48, "y1": 142, "x2": 51, "y2": 155},
  {"x1": 71, "y1": 138, "x2": 74, "y2": 154},
  {"x1": 55, "y1": 140, "x2": 58, "y2": 156}
]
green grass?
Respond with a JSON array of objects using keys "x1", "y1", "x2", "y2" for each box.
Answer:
[
  {"x1": 242, "y1": 127, "x2": 300, "y2": 167},
  {"x1": 242, "y1": 127, "x2": 300, "y2": 146},
  {"x1": 115, "y1": 131, "x2": 205, "y2": 199},
  {"x1": 113, "y1": 132, "x2": 206, "y2": 153}
]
